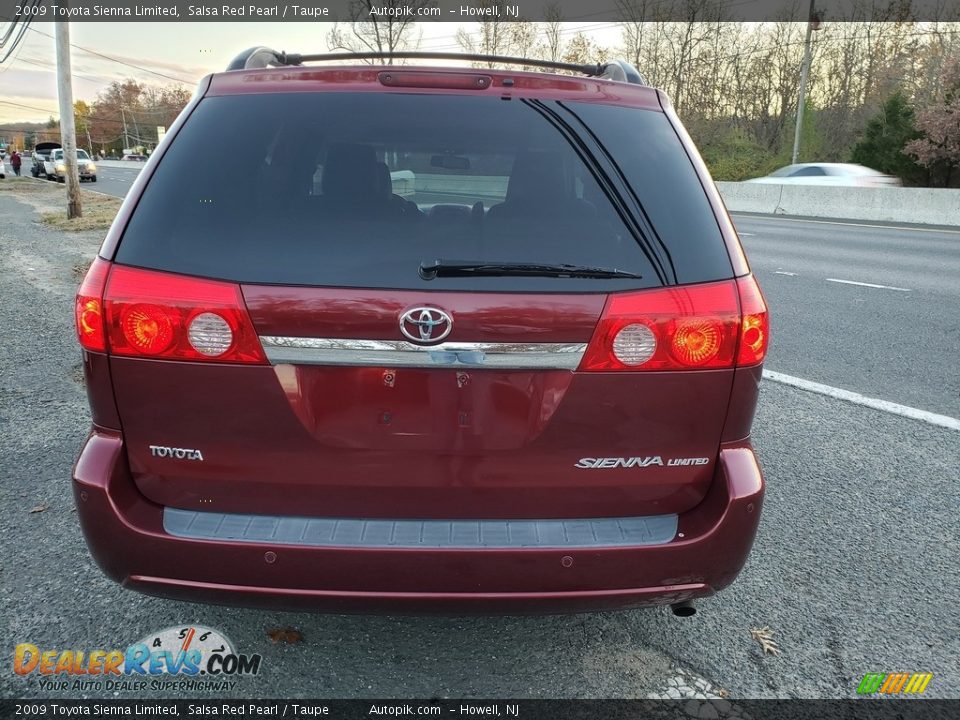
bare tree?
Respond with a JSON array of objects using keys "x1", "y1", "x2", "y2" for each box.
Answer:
[
  {"x1": 616, "y1": 0, "x2": 656, "y2": 70},
  {"x1": 539, "y1": 2, "x2": 564, "y2": 62},
  {"x1": 455, "y1": 1, "x2": 537, "y2": 66},
  {"x1": 326, "y1": 0, "x2": 431, "y2": 62}
]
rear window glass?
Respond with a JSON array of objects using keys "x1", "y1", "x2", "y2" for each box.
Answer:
[{"x1": 116, "y1": 92, "x2": 732, "y2": 291}]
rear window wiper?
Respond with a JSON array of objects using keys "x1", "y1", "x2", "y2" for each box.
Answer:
[{"x1": 420, "y1": 259, "x2": 642, "y2": 280}]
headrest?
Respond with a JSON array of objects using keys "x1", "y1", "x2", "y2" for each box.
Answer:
[
  {"x1": 375, "y1": 161, "x2": 392, "y2": 198},
  {"x1": 506, "y1": 151, "x2": 567, "y2": 205},
  {"x1": 322, "y1": 143, "x2": 379, "y2": 200}
]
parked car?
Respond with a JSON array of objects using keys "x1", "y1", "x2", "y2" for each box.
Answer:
[
  {"x1": 31, "y1": 141, "x2": 61, "y2": 178},
  {"x1": 122, "y1": 153, "x2": 148, "y2": 161},
  {"x1": 746, "y1": 162, "x2": 901, "y2": 187},
  {"x1": 73, "y1": 50, "x2": 768, "y2": 615},
  {"x1": 45, "y1": 148, "x2": 97, "y2": 182}
]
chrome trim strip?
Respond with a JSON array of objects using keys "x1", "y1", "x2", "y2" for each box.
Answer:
[
  {"x1": 259, "y1": 336, "x2": 587, "y2": 369},
  {"x1": 164, "y1": 508, "x2": 678, "y2": 549}
]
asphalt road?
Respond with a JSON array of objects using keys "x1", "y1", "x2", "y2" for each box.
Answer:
[
  {"x1": 735, "y1": 213, "x2": 960, "y2": 418},
  {"x1": 1, "y1": 178, "x2": 957, "y2": 701},
  {"x1": 0, "y1": 159, "x2": 143, "y2": 199},
  {"x1": 83, "y1": 162, "x2": 145, "y2": 199}
]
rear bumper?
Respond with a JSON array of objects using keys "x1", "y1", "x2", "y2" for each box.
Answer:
[{"x1": 73, "y1": 430, "x2": 764, "y2": 613}]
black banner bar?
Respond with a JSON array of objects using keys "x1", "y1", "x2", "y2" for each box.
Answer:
[
  {"x1": 1, "y1": 700, "x2": 958, "y2": 720},
  {"x1": 2, "y1": 0, "x2": 959, "y2": 23}
]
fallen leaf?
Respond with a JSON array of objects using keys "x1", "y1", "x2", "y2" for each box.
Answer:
[
  {"x1": 750, "y1": 626, "x2": 781, "y2": 656},
  {"x1": 267, "y1": 628, "x2": 302, "y2": 644},
  {"x1": 29, "y1": 504, "x2": 49, "y2": 514}
]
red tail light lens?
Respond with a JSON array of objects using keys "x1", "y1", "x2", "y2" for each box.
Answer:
[
  {"x1": 736, "y1": 274, "x2": 769, "y2": 366},
  {"x1": 104, "y1": 265, "x2": 266, "y2": 364},
  {"x1": 75, "y1": 257, "x2": 111, "y2": 352},
  {"x1": 581, "y1": 277, "x2": 768, "y2": 371}
]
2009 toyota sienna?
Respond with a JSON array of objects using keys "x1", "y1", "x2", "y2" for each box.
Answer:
[{"x1": 73, "y1": 49, "x2": 769, "y2": 614}]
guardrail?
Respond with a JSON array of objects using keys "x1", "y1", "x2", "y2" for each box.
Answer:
[{"x1": 717, "y1": 182, "x2": 960, "y2": 227}]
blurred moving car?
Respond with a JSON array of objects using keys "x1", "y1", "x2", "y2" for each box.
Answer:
[
  {"x1": 122, "y1": 153, "x2": 148, "y2": 161},
  {"x1": 746, "y1": 163, "x2": 901, "y2": 187}
]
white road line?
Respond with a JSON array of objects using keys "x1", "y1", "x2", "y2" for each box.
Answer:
[
  {"x1": 826, "y1": 278, "x2": 911, "y2": 292},
  {"x1": 738, "y1": 232, "x2": 756, "y2": 236},
  {"x1": 774, "y1": 271, "x2": 797, "y2": 276},
  {"x1": 763, "y1": 370, "x2": 960, "y2": 431},
  {"x1": 733, "y1": 213, "x2": 960, "y2": 235}
]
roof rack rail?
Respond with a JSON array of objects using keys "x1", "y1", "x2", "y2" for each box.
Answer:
[{"x1": 226, "y1": 49, "x2": 648, "y2": 86}]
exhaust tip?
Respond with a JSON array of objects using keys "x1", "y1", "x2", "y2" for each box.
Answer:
[{"x1": 671, "y1": 600, "x2": 697, "y2": 617}]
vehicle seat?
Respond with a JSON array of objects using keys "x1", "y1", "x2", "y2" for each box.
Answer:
[
  {"x1": 321, "y1": 143, "x2": 382, "y2": 206},
  {"x1": 376, "y1": 160, "x2": 423, "y2": 219}
]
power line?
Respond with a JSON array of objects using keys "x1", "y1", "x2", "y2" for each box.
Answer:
[
  {"x1": 25, "y1": 24, "x2": 194, "y2": 84},
  {"x1": 0, "y1": 12, "x2": 34, "y2": 64},
  {"x1": 0, "y1": 99, "x2": 182, "y2": 124}
]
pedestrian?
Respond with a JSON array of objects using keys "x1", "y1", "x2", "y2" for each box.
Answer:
[{"x1": 10, "y1": 149, "x2": 21, "y2": 177}]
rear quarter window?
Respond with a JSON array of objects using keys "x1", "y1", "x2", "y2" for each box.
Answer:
[
  {"x1": 562, "y1": 102, "x2": 732, "y2": 285},
  {"x1": 115, "y1": 91, "x2": 732, "y2": 291}
]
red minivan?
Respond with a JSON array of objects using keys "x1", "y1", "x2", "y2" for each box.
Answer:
[{"x1": 73, "y1": 50, "x2": 768, "y2": 614}]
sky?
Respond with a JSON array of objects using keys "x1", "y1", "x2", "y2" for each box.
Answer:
[{"x1": 0, "y1": 21, "x2": 623, "y2": 124}]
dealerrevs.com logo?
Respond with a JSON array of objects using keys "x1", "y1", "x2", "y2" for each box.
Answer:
[
  {"x1": 14, "y1": 626, "x2": 261, "y2": 693},
  {"x1": 857, "y1": 672, "x2": 933, "y2": 694}
]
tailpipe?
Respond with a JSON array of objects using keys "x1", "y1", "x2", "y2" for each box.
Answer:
[{"x1": 670, "y1": 600, "x2": 697, "y2": 617}]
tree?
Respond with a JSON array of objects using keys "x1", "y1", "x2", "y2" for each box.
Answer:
[
  {"x1": 850, "y1": 90, "x2": 925, "y2": 184},
  {"x1": 455, "y1": 2, "x2": 536, "y2": 66},
  {"x1": 905, "y1": 56, "x2": 960, "y2": 187},
  {"x1": 538, "y1": 2, "x2": 564, "y2": 62},
  {"x1": 326, "y1": 0, "x2": 429, "y2": 61},
  {"x1": 562, "y1": 33, "x2": 608, "y2": 67},
  {"x1": 616, "y1": 0, "x2": 656, "y2": 71},
  {"x1": 74, "y1": 100, "x2": 93, "y2": 154}
]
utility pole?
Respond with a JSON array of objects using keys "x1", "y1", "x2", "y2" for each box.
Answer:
[
  {"x1": 55, "y1": 15, "x2": 82, "y2": 218},
  {"x1": 121, "y1": 108, "x2": 129, "y2": 151},
  {"x1": 792, "y1": 0, "x2": 817, "y2": 165}
]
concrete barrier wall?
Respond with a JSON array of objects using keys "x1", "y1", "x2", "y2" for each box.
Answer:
[
  {"x1": 95, "y1": 160, "x2": 147, "y2": 169},
  {"x1": 716, "y1": 182, "x2": 960, "y2": 226},
  {"x1": 85, "y1": 163, "x2": 959, "y2": 227}
]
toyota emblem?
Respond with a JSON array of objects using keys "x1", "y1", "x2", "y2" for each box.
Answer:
[{"x1": 399, "y1": 307, "x2": 453, "y2": 344}]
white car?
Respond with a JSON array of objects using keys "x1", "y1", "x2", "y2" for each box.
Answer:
[
  {"x1": 44, "y1": 148, "x2": 97, "y2": 183},
  {"x1": 746, "y1": 163, "x2": 901, "y2": 187}
]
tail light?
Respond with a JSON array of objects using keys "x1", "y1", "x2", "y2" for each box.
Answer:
[
  {"x1": 580, "y1": 277, "x2": 768, "y2": 371},
  {"x1": 736, "y1": 274, "x2": 769, "y2": 366},
  {"x1": 74, "y1": 262, "x2": 266, "y2": 364},
  {"x1": 75, "y1": 257, "x2": 111, "y2": 352}
]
